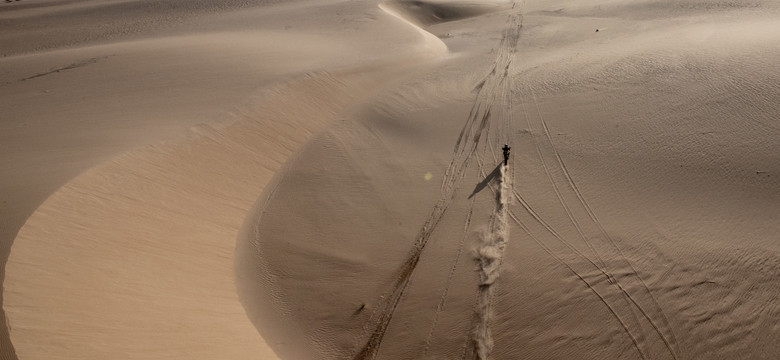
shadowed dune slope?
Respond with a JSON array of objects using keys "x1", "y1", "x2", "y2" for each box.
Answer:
[
  {"x1": 238, "y1": 0, "x2": 780, "y2": 359},
  {"x1": 380, "y1": 0, "x2": 512, "y2": 26}
]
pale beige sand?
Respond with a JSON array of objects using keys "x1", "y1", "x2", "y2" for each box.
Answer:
[
  {"x1": 3, "y1": 0, "x2": 780, "y2": 359},
  {"x1": 1, "y1": 0, "x2": 443, "y2": 359}
]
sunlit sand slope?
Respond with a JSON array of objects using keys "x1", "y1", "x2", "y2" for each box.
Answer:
[
  {"x1": 2, "y1": 0, "x2": 445, "y2": 359},
  {"x1": 6, "y1": 71, "x2": 362, "y2": 359}
]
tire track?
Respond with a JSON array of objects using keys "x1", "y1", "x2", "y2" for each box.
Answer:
[
  {"x1": 524, "y1": 90, "x2": 679, "y2": 360},
  {"x1": 478, "y1": 151, "x2": 650, "y2": 359},
  {"x1": 475, "y1": 152, "x2": 649, "y2": 359},
  {"x1": 525, "y1": 97, "x2": 613, "y2": 277},
  {"x1": 523, "y1": 95, "x2": 653, "y2": 347},
  {"x1": 464, "y1": 12, "x2": 522, "y2": 360},
  {"x1": 592, "y1": 90, "x2": 682, "y2": 356},
  {"x1": 351, "y1": 11, "x2": 522, "y2": 360},
  {"x1": 421, "y1": 197, "x2": 475, "y2": 357},
  {"x1": 521, "y1": 92, "x2": 654, "y2": 354},
  {"x1": 457, "y1": 10, "x2": 656, "y2": 354},
  {"x1": 507, "y1": 208, "x2": 649, "y2": 360}
]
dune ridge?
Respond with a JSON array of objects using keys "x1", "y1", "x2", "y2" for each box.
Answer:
[
  {"x1": 2, "y1": 1, "x2": 449, "y2": 358},
  {"x1": 4, "y1": 69, "x2": 394, "y2": 359},
  {"x1": 380, "y1": 0, "x2": 512, "y2": 27}
]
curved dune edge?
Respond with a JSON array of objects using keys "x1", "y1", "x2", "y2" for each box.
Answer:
[
  {"x1": 2, "y1": 1, "x2": 453, "y2": 358},
  {"x1": 3, "y1": 71, "x2": 351, "y2": 359},
  {"x1": 3, "y1": 32, "x2": 446, "y2": 360},
  {"x1": 2, "y1": 70, "x2": 386, "y2": 359},
  {"x1": 380, "y1": 0, "x2": 513, "y2": 27},
  {"x1": 378, "y1": 2, "x2": 448, "y2": 56}
]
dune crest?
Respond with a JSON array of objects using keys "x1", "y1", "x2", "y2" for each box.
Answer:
[
  {"x1": 2, "y1": 1, "x2": 449, "y2": 359},
  {"x1": 381, "y1": 0, "x2": 512, "y2": 26}
]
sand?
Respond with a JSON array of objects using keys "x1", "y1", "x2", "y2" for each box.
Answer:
[{"x1": 2, "y1": 0, "x2": 779, "y2": 359}]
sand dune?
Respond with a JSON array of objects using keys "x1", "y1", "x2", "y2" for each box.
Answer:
[
  {"x1": 3, "y1": 0, "x2": 780, "y2": 359},
  {"x1": 1, "y1": 0, "x2": 444, "y2": 359},
  {"x1": 380, "y1": 0, "x2": 512, "y2": 26},
  {"x1": 238, "y1": 1, "x2": 780, "y2": 359}
]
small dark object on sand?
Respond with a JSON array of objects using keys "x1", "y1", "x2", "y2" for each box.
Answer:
[{"x1": 354, "y1": 303, "x2": 366, "y2": 315}]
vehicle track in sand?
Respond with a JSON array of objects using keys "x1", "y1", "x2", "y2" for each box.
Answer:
[
  {"x1": 354, "y1": 0, "x2": 679, "y2": 355},
  {"x1": 531, "y1": 92, "x2": 679, "y2": 359},
  {"x1": 475, "y1": 144, "x2": 651, "y2": 360},
  {"x1": 351, "y1": 8, "x2": 522, "y2": 360},
  {"x1": 504, "y1": 86, "x2": 680, "y2": 359},
  {"x1": 421, "y1": 197, "x2": 474, "y2": 357},
  {"x1": 462, "y1": 10, "x2": 521, "y2": 360},
  {"x1": 449, "y1": 2, "x2": 680, "y2": 356},
  {"x1": 475, "y1": 141, "x2": 650, "y2": 360}
]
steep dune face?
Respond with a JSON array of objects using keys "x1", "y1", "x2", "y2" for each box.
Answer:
[
  {"x1": 1, "y1": 2, "x2": 305, "y2": 360},
  {"x1": 238, "y1": 0, "x2": 780, "y2": 359},
  {"x1": 5, "y1": 71, "x2": 366, "y2": 360},
  {"x1": 380, "y1": 0, "x2": 512, "y2": 26},
  {"x1": 2, "y1": 0, "x2": 445, "y2": 359}
]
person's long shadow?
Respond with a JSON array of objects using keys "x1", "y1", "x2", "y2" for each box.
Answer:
[{"x1": 469, "y1": 163, "x2": 502, "y2": 199}]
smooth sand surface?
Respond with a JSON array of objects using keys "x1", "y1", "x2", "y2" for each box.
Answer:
[
  {"x1": 1, "y1": 0, "x2": 442, "y2": 358},
  {"x1": 3, "y1": 0, "x2": 780, "y2": 359}
]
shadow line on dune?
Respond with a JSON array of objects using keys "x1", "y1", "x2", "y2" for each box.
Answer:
[{"x1": 469, "y1": 163, "x2": 502, "y2": 199}]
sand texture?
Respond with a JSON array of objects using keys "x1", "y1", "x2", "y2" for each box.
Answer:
[{"x1": 2, "y1": 0, "x2": 780, "y2": 359}]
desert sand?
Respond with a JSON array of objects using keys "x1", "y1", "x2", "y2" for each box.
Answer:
[{"x1": 1, "y1": 0, "x2": 779, "y2": 359}]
